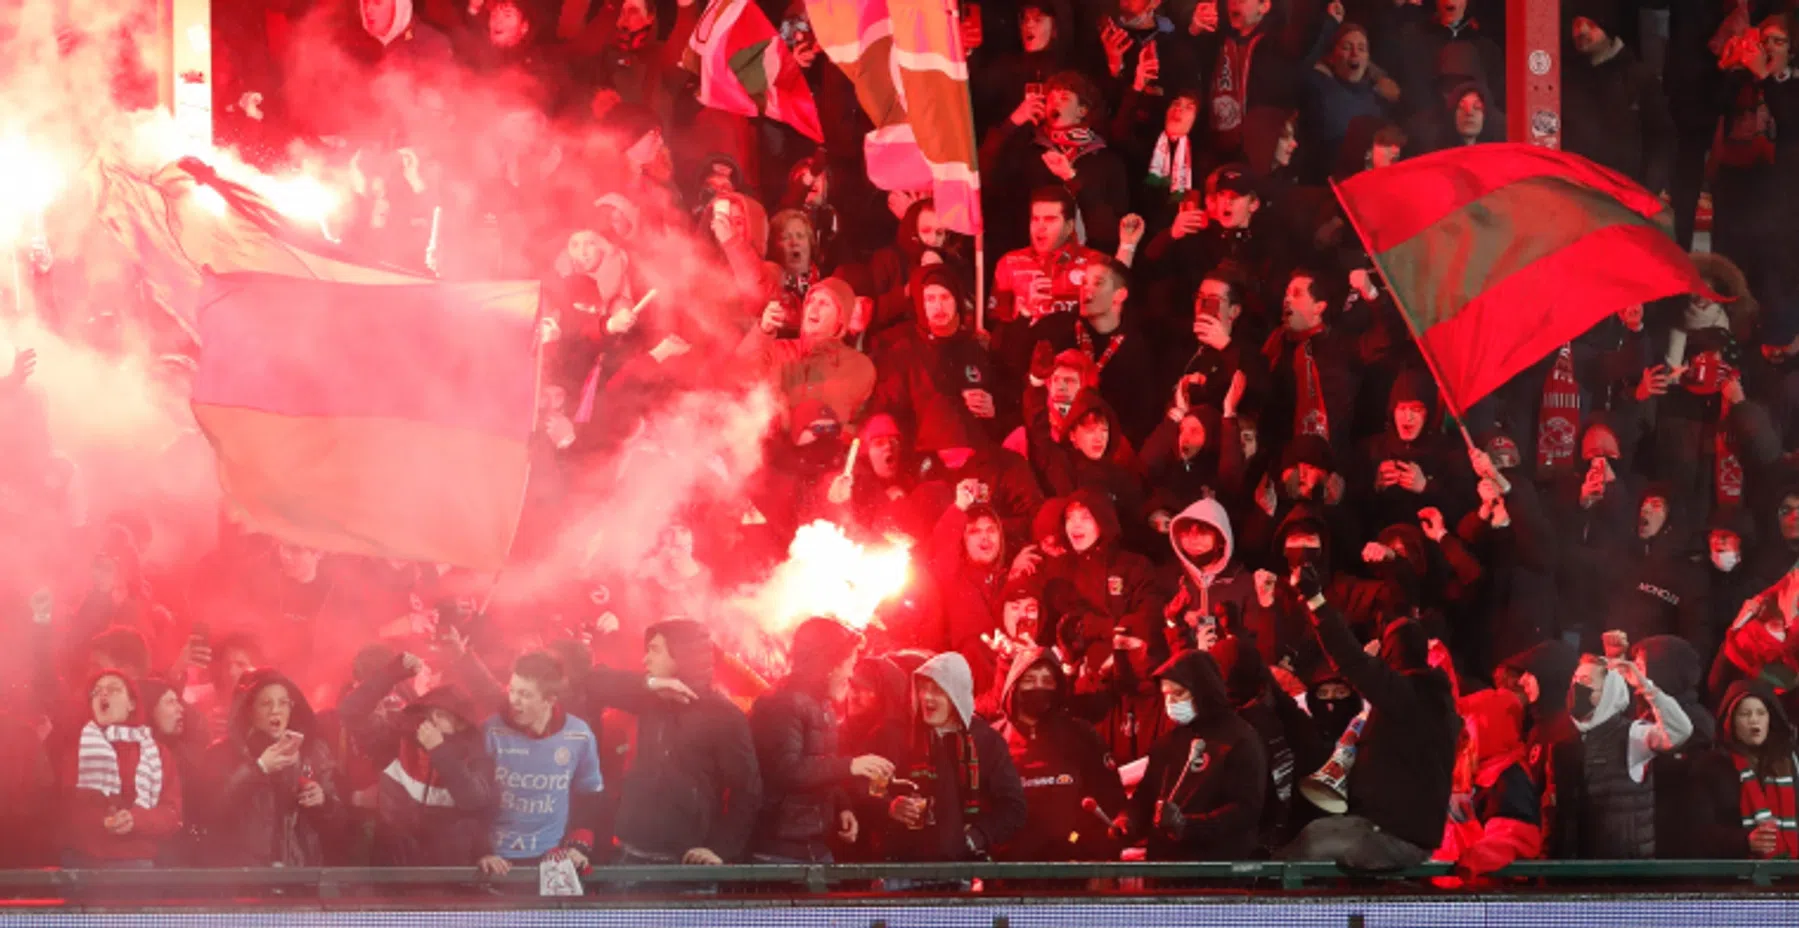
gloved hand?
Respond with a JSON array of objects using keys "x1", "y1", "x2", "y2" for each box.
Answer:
[
  {"x1": 1108, "y1": 813, "x2": 1131, "y2": 841},
  {"x1": 1294, "y1": 564, "x2": 1324, "y2": 601},
  {"x1": 1029, "y1": 341, "x2": 1056, "y2": 383},
  {"x1": 1154, "y1": 799, "x2": 1186, "y2": 840}
]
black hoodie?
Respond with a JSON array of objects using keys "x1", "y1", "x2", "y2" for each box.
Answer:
[
  {"x1": 198, "y1": 669, "x2": 346, "y2": 866},
  {"x1": 991, "y1": 649, "x2": 1128, "y2": 861},
  {"x1": 1122, "y1": 651, "x2": 1268, "y2": 861},
  {"x1": 1304, "y1": 603, "x2": 1458, "y2": 851}
]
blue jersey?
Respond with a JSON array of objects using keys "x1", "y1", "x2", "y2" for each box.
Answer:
[{"x1": 483, "y1": 712, "x2": 603, "y2": 860}]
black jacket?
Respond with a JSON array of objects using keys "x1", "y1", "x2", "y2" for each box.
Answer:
[
  {"x1": 198, "y1": 670, "x2": 347, "y2": 866},
  {"x1": 1562, "y1": 44, "x2": 1675, "y2": 193},
  {"x1": 1124, "y1": 651, "x2": 1268, "y2": 860},
  {"x1": 339, "y1": 661, "x2": 496, "y2": 866},
  {"x1": 582, "y1": 668, "x2": 763, "y2": 861},
  {"x1": 749, "y1": 682, "x2": 850, "y2": 860},
  {"x1": 1308, "y1": 602, "x2": 1458, "y2": 850},
  {"x1": 991, "y1": 650, "x2": 1128, "y2": 861}
]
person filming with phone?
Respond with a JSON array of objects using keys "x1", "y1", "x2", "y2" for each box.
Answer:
[{"x1": 198, "y1": 669, "x2": 345, "y2": 866}]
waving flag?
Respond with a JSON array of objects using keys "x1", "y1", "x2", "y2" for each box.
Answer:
[
  {"x1": 1334, "y1": 144, "x2": 1709, "y2": 413},
  {"x1": 805, "y1": 0, "x2": 981, "y2": 234},
  {"x1": 688, "y1": 0, "x2": 823, "y2": 142},
  {"x1": 100, "y1": 157, "x2": 542, "y2": 569}
]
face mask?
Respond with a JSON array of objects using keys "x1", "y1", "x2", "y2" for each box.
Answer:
[
  {"x1": 1285, "y1": 547, "x2": 1322, "y2": 572},
  {"x1": 1165, "y1": 697, "x2": 1197, "y2": 726},
  {"x1": 1014, "y1": 688, "x2": 1056, "y2": 719},
  {"x1": 1714, "y1": 550, "x2": 1741, "y2": 572},
  {"x1": 1311, "y1": 695, "x2": 1359, "y2": 736},
  {"x1": 1570, "y1": 683, "x2": 1597, "y2": 721}
]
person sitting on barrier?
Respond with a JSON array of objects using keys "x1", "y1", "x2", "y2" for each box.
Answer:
[
  {"x1": 1545, "y1": 653, "x2": 1694, "y2": 860},
  {"x1": 882, "y1": 652, "x2": 1026, "y2": 877},
  {"x1": 1111, "y1": 649, "x2": 1268, "y2": 862},
  {"x1": 1277, "y1": 566, "x2": 1458, "y2": 871},
  {"x1": 990, "y1": 646, "x2": 1126, "y2": 863},
  {"x1": 593, "y1": 619, "x2": 762, "y2": 868},
  {"x1": 477, "y1": 651, "x2": 603, "y2": 876},
  {"x1": 57, "y1": 670, "x2": 184, "y2": 868},
  {"x1": 1430, "y1": 688, "x2": 1543, "y2": 881},
  {"x1": 1675, "y1": 681, "x2": 1798, "y2": 859},
  {"x1": 749, "y1": 618, "x2": 892, "y2": 864},
  {"x1": 199, "y1": 668, "x2": 346, "y2": 867},
  {"x1": 338, "y1": 650, "x2": 495, "y2": 867}
]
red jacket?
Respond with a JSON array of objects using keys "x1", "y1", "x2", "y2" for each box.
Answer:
[{"x1": 57, "y1": 734, "x2": 184, "y2": 862}]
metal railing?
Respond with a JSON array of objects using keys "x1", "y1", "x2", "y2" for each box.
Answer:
[{"x1": 0, "y1": 858, "x2": 1795, "y2": 900}]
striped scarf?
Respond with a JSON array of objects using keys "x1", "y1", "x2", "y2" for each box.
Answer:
[
  {"x1": 910, "y1": 726, "x2": 983, "y2": 819},
  {"x1": 1736, "y1": 752, "x2": 1799, "y2": 857},
  {"x1": 381, "y1": 740, "x2": 457, "y2": 808},
  {"x1": 75, "y1": 721, "x2": 163, "y2": 809}
]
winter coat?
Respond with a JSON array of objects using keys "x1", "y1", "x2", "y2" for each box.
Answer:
[
  {"x1": 991, "y1": 650, "x2": 1127, "y2": 861},
  {"x1": 978, "y1": 120, "x2": 1131, "y2": 258},
  {"x1": 56, "y1": 712, "x2": 184, "y2": 864},
  {"x1": 1161, "y1": 497, "x2": 1259, "y2": 653},
  {"x1": 749, "y1": 681, "x2": 849, "y2": 861},
  {"x1": 735, "y1": 326, "x2": 877, "y2": 428},
  {"x1": 927, "y1": 506, "x2": 1011, "y2": 695},
  {"x1": 1678, "y1": 681, "x2": 1796, "y2": 858},
  {"x1": 1042, "y1": 487, "x2": 1167, "y2": 679},
  {"x1": 871, "y1": 286, "x2": 1016, "y2": 452},
  {"x1": 1028, "y1": 312, "x2": 1173, "y2": 449},
  {"x1": 1123, "y1": 651, "x2": 1268, "y2": 861},
  {"x1": 1041, "y1": 389, "x2": 1150, "y2": 543},
  {"x1": 884, "y1": 654, "x2": 1028, "y2": 862},
  {"x1": 198, "y1": 669, "x2": 345, "y2": 866},
  {"x1": 1561, "y1": 43, "x2": 1674, "y2": 192},
  {"x1": 584, "y1": 666, "x2": 763, "y2": 862},
  {"x1": 1455, "y1": 476, "x2": 1559, "y2": 674},
  {"x1": 338, "y1": 660, "x2": 496, "y2": 866},
  {"x1": 1309, "y1": 603, "x2": 1459, "y2": 850}
]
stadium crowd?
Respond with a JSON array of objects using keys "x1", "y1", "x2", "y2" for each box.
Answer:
[{"x1": 5, "y1": 0, "x2": 1799, "y2": 888}]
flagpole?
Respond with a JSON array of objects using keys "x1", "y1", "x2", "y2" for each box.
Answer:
[
  {"x1": 1328, "y1": 177, "x2": 1477, "y2": 456},
  {"x1": 974, "y1": 232, "x2": 986, "y2": 334}
]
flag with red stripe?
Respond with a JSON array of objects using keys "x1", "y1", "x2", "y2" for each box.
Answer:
[
  {"x1": 806, "y1": 0, "x2": 981, "y2": 234},
  {"x1": 688, "y1": 0, "x2": 823, "y2": 142},
  {"x1": 193, "y1": 272, "x2": 539, "y2": 570},
  {"x1": 1334, "y1": 143, "x2": 1710, "y2": 414}
]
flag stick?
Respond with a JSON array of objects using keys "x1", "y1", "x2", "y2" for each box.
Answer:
[
  {"x1": 974, "y1": 231, "x2": 986, "y2": 334},
  {"x1": 1328, "y1": 178, "x2": 1477, "y2": 456}
]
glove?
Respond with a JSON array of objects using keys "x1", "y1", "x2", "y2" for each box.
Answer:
[
  {"x1": 1029, "y1": 341, "x2": 1057, "y2": 383},
  {"x1": 1154, "y1": 800, "x2": 1186, "y2": 840},
  {"x1": 1108, "y1": 813, "x2": 1131, "y2": 841},
  {"x1": 1294, "y1": 564, "x2": 1324, "y2": 601}
]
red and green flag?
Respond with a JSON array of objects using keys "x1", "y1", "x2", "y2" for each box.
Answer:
[
  {"x1": 687, "y1": 0, "x2": 823, "y2": 142},
  {"x1": 1334, "y1": 143, "x2": 1711, "y2": 414}
]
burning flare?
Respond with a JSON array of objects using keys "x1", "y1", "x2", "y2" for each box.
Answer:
[{"x1": 754, "y1": 520, "x2": 911, "y2": 635}]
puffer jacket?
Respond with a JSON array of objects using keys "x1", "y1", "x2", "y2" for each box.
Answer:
[
  {"x1": 749, "y1": 681, "x2": 847, "y2": 861},
  {"x1": 198, "y1": 669, "x2": 346, "y2": 866}
]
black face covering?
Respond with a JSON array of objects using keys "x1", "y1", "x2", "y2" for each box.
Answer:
[
  {"x1": 1013, "y1": 688, "x2": 1056, "y2": 720},
  {"x1": 1311, "y1": 695, "x2": 1359, "y2": 741},
  {"x1": 1570, "y1": 683, "x2": 1598, "y2": 721},
  {"x1": 1285, "y1": 546, "x2": 1323, "y2": 573}
]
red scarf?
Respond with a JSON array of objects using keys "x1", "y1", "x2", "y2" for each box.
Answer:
[
  {"x1": 1075, "y1": 321, "x2": 1126, "y2": 372},
  {"x1": 1717, "y1": 424, "x2": 1745, "y2": 509},
  {"x1": 908, "y1": 724, "x2": 984, "y2": 819},
  {"x1": 1537, "y1": 345, "x2": 1579, "y2": 478},
  {"x1": 1264, "y1": 327, "x2": 1328, "y2": 439},
  {"x1": 1208, "y1": 32, "x2": 1263, "y2": 144},
  {"x1": 1735, "y1": 752, "x2": 1799, "y2": 857}
]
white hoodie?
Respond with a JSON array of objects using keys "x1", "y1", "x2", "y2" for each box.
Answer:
[{"x1": 1168, "y1": 497, "x2": 1235, "y2": 621}]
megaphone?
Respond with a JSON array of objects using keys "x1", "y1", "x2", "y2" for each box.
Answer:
[{"x1": 1301, "y1": 706, "x2": 1370, "y2": 814}]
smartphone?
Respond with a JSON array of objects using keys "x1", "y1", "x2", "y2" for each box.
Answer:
[
  {"x1": 191, "y1": 621, "x2": 210, "y2": 646},
  {"x1": 1024, "y1": 81, "x2": 1045, "y2": 99}
]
